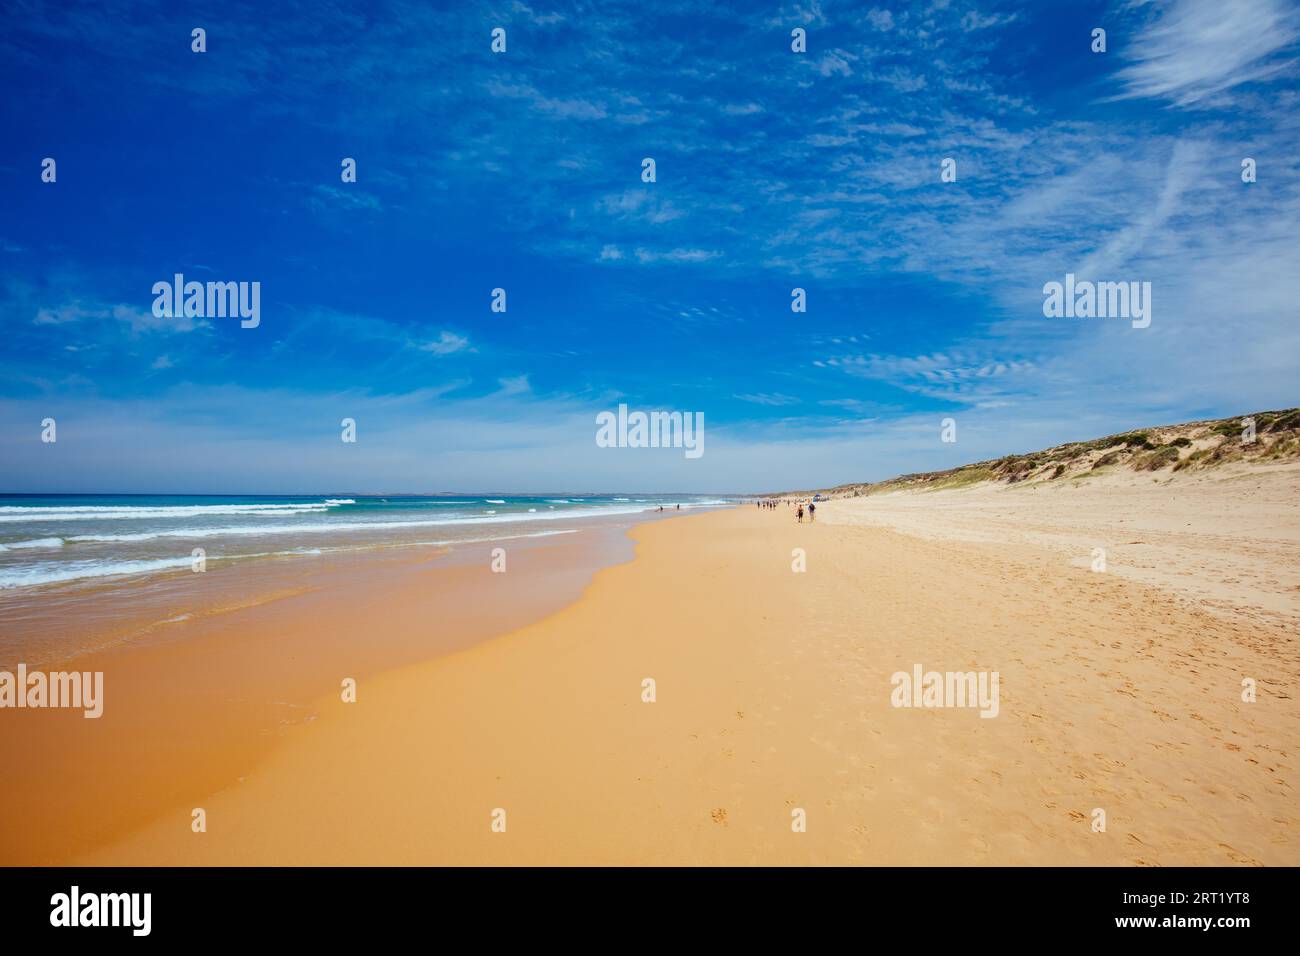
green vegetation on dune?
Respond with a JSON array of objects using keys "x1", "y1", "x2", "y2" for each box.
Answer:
[
  {"x1": 1134, "y1": 445, "x2": 1181, "y2": 471},
  {"x1": 786, "y1": 407, "x2": 1300, "y2": 499},
  {"x1": 930, "y1": 466, "x2": 995, "y2": 490}
]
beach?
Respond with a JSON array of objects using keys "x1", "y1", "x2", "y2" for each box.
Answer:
[{"x1": 4, "y1": 464, "x2": 1294, "y2": 866}]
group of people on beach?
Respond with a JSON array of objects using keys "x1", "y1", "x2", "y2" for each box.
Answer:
[{"x1": 754, "y1": 498, "x2": 815, "y2": 522}]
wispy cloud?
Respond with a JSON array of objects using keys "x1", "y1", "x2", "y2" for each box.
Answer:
[
  {"x1": 819, "y1": 351, "x2": 1038, "y2": 406},
  {"x1": 1111, "y1": 0, "x2": 1300, "y2": 106},
  {"x1": 418, "y1": 331, "x2": 471, "y2": 355},
  {"x1": 632, "y1": 248, "x2": 722, "y2": 264},
  {"x1": 734, "y1": 392, "x2": 801, "y2": 406},
  {"x1": 36, "y1": 300, "x2": 208, "y2": 335}
]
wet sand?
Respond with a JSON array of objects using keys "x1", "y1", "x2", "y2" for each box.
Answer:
[{"x1": 0, "y1": 526, "x2": 633, "y2": 864}]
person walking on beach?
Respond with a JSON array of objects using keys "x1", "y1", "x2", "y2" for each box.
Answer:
[
  {"x1": 796, "y1": 504, "x2": 804, "y2": 523},
  {"x1": 808, "y1": 501, "x2": 816, "y2": 522}
]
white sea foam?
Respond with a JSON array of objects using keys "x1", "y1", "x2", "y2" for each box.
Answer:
[
  {"x1": 0, "y1": 529, "x2": 581, "y2": 588},
  {"x1": 406, "y1": 529, "x2": 578, "y2": 549},
  {"x1": 0, "y1": 537, "x2": 64, "y2": 552},
  {"x1": 0, "y1": 556, "x2": 196, "y2": 588},
  {"x1": 62, "y1": 505, "x2": 659, "y2": 544},
  {"x1": 0, "y1": 501, "x2": 346, "y2": 523}
]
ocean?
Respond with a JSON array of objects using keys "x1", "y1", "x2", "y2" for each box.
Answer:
[
  {"x1": 0, "y1": 494, "x2": 729, "y2": 591},
  {"x1": 0, "y1": 493, "x2": 731, "y2": 667}
]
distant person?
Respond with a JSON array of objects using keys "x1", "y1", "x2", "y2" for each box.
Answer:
[
  {"x1": 808, "y1": 502, "x2": 816, "y2": 521},
  {"x1": 796, "y1": 504, "x2": 804, "y2": 523}
]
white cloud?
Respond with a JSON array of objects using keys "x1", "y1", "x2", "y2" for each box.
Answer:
[
  {"x1": 960, "y1": 10, "x2": 1018, "y2": 32},
  {"x1": 419, "y1": 331, "x2": 470, "y2": 355},
  {"x1": 485, "y1": 80, "x2": 607, "y2": 120},
  {"x1": 114, "y1": 303, "x2": 208, "y2": 335},
  {"x1": 35, "y1": 302, "x2": 95, "y2": 325},
  {"x1": 812, "y1": 50, "x2": 855, "y2": 77},
  {"x1": 633, "y1": 247, "x2": 722, "y2": 264},
  {"x1": 734, "y1": 392, "x2": 801, "y2": 406},
  {"x1": 1112, "y1": 0, "x2": 1300, "y2": 106},
  {"x1": 36, "y1": 300, "x2": 208, "y2": 334},
  {"x1": 496, "y1": 375, "x2": 531, "y2": 395}
]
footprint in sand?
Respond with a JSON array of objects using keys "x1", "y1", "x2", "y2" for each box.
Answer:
[
  {"x1": 1218, "y1": 843, "x2": 1259, "y2": 864},
  {"x1": 711, "y1": 808, "x2": 728, "y2": 826}
]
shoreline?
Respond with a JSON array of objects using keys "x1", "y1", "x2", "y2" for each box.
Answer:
[{"x1": 0, "y1": 497, "x2": 723, "y2": 669}]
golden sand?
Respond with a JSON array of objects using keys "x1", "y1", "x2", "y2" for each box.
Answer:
[
  {"x1": 32, "y1": 465, "x2": 1297, "y2": 866},
  {"x1": 0, "y1": 529, "x2": 625, "y2": 864}
]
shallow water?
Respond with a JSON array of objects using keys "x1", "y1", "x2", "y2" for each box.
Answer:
[{"x1": 0, "y1": 493, "x2": 727, "y2": 665}]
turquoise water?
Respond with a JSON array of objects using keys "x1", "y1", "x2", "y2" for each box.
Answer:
[{"x1": 0, "y1": 494, "x2": 729, "y2": 590}]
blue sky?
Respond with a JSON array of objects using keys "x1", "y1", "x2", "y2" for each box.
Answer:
[{"x1": 1, "y1": 0, "x2": 1298, "y2": 493}]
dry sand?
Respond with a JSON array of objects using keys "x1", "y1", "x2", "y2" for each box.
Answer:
[
  {"x1": 821, "y1": 461, "x2": 1300, "y2": 630},
  {"x1": 60, "y1": 464, "x2": 1298, "y2": 866}
]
